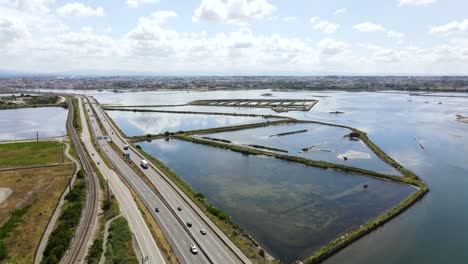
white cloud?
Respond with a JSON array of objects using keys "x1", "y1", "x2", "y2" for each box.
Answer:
[
  {"x1": 57, "y1": 2, "x2": 104, "y2": 17},
  {"x1": 398, "y1": 0, "x2": 436, "y2": 6},
  {"x1": 126, "y1": 0, "x2": 160, "y2": 8},
  {"x1": 318, "y1": 38, "x2": 349, "y2": 56},
  {"x1": 334, "y1": 8, "x2": 347, "y2": 15},
  {"x1": 149, "y1": 10, "x2": 178, "y2": 24},
  {"x1": 310, "y1": 17, "x2": 340, "y2": 34},
  {"x1": 387, "y1": 30, "x2": 405, "y2": 38},
  {"x1": 354, "y1": 22, "x2": 386, "y2": 32},
  {"x1": 0, "y1": 17, "x2": 30, "y2": 47},
  {"x1": 283, "y1": 16, "x2": 296, "y2": 22},
  {"x1": 430, "y1": 19, "x2": 468, "y2": 35},
  {"x1": 192, "y1": 0, "x2": 275, "y2": 25},
  {"x1": 16, "y1": 0, "x2": 53, "y2": 14}
]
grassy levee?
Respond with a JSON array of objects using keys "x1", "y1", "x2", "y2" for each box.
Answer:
[
  {"x1": 171, "y1": 123, "x2": 428, "y2": 264},
  {"x1": 133, "y1": 146, "x2": 275, "y2": 263},
  {"x1": 295, "y1": 120, "x2": 420, "y2": 179},
  {"x1": 0, "y1": 141, "x2": 66, "y2": 168},
  {"x1": 128, "y1": 118, "x2": 295, "y2": 142},
  {"x1": 104, "y1": 217, "x2": 138, "y2": 264},
  {"x1": 175, "y1": 135, "x2": 421, "y2": 186},
  {"x1": 71, "y1": 97, "x2": 82, "y2": 133}
]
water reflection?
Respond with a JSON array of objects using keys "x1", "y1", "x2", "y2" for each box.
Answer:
[
  {"x1": 139, "y1": 139, "x2": 415, "y2": 263},
  {"x1": 107, "y1": 110, "x2": 275, "y2": 136},
  {"x1": 201, "y1": 122, "x2": 400, "y2": 175},
  {"x1": 0, "y1": 107, "x2": 67, "y2": 141}
]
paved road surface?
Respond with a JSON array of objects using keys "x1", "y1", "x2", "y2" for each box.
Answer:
[
  {"x1": 87, "y1": 97, "x2": 250, "y2": 264},
  {"x1": 78, "y1": 97, "x2": 166, "y2": 264},
  {"x1": 85, "y1": 98, "x2": 207, "y2": 264}
]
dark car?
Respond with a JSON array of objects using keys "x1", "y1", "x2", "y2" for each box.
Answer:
[
  {"x1": 186, "y1": 222, "x2": 192, "y2": 228},
  {"x1": 177, "y1": 207, "x2": 182, "y2": 211},
  {"x1": 155, "y1": 208, "x2": 159, "y2": 212}
]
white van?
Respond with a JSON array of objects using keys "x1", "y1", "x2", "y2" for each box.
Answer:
[{"x1": 140, "y1": 159, "x2": 149, "y2": 169}]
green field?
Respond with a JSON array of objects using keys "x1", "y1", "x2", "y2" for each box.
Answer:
[{"x1": 0, "y1": 141, "x2": 65, "y2": 168}]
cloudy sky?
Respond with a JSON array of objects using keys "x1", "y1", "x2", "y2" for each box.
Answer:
[{"x1": 0, "y1": 0, "x2": 467, "y2": 75}]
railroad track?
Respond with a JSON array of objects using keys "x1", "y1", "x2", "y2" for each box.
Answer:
[{"x1": 62, "y1": 97, "x2": 100, "y2": 263}]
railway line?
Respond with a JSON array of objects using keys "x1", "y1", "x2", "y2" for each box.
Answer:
[{"x1": 61, "y1": 97, "x2": 100, "y2": 263}]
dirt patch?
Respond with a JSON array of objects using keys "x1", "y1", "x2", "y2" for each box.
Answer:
[{"x1": 0, "y1": 187, "x2": 12, "y2": 205}]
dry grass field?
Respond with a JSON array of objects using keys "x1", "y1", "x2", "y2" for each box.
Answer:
[{"x1": 0, "y1": 164, "x2": 74, "y2": 263}]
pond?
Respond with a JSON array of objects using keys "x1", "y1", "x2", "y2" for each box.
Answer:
[
  {"x1": 200, "y1": 122, "x2": 401, "y2": 175},
  {"x1": 138, "y1": 139, "x2": 415, "y2": 263},
  {"x1": 107, "y1": 110, "x2": 277, "y2": 136},
  {"x1": 0, "y1": 107, "x2": 68, "y2": 141}
]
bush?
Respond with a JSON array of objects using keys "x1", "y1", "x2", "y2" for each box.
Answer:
[
  {"x1": 207, "y1": 205, "x2": 229, "y2": 221},
  {"x1": 76, "y1": 169, "x2": 85, "y2": 179},
  {"x1": 42, "y1": 179, "x2": 86, "y2": 263},
  {"x1": 259, "y1": 249, "x2": 265, "y2": 258},
  {"x1": 135, "y1": 145, "x2": 141, "y2": 150},
  {"x1": 86, "y1": 238, "x2": 103, "y2": 264},
  {"x1": 194, "y1": 192, "x2": 205, "y2": 199},
  {"x1": 0, "y1": 240, "x2": 7, "y2": 261}
]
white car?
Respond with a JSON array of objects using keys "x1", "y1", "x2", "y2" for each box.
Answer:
[{"x1": 190, "y1": 245, "x2": 198, "y2": 254}]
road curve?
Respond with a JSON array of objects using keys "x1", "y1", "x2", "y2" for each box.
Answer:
[
  {"x1": 85, "y1": 98, "x2": 211, "y2": 264},
  {"x1": 78, "y1": 97, "x2": 166, "y2": 264},
  {"x1": 87, "y1": 96, "x2": 251, "y2": 264},
  {"x1": 61, "y1": 97, "x2": 101, "y2": 264}
]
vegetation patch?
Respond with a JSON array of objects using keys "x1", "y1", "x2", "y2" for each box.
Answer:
[
  {"x1": 105, "y1": 217, "x2": 138, "y2": 264},
  {"x1": 0, "y1": 141, "x2": 66, "y2": 169},
  {"x1": 41, "y1": 175, "x2": 86, "y2": 264},
  {"x1": 71, "y1": 97, "x2": 82, "y2": 133},
  {"x1": 0, "y1": 94, "x2": 65, "y2": 110}
]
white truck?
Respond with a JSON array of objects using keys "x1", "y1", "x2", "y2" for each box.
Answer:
[{"x1": 140, "y1": 159, "x2": 149, "y2": 169}]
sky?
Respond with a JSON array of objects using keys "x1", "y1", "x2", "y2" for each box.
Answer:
[{"x1": 0, "y1": 0, "x2": 467, "y2": 75}]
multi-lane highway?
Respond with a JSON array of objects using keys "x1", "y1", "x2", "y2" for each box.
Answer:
[
  {"x1": 85, "y1": 96, "x2": 251, "y2": 264},
  {"x1": 84, "y1": 98, "x2": 211, "y2": 264},
  {"x1": 77, "y1": 97, "x2": 166, "y2": 264}
]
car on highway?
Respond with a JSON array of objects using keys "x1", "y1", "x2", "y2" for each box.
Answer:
[
  {"x1": 177, "y1": 207, "x2": 182, "y2": 211},
  {"x1": 140, "y1": 159, "x2": 149, "y2": 169},
  {"x1": 200, "y1": 229, "x2": 207, "y2": 235},
  {"x1": 155, "y1": 208, "x2": 159, "y2": 212},
  {"x1": 186, "y1": 222, "x2": 192, "y2": 227},
  {"x1": 190, "y1": 245, "x2": 198, "y2": 254},
  {"x1": 123, "y1": 144, "x2": 129, "y2": 150}
]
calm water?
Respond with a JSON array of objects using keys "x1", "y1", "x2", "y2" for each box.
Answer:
[
  {"x1": 0, "y1": 107, "x2": 67, "y2": 141},
  {"x1": 201, "y1": 122, "x2": 400, "y2": 175},
  {"x1": 139, "y1": 139, "x2": 415, "y2": 263},
  {"x1": 96, "y1": 89, "x2": 468, "y2": 263},
  {"x1": 107, "y1": 110, "x2": 275, "y2": 136}
]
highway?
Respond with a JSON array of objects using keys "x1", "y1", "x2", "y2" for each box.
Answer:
[
  {"x1": 84, "y1": 98, "x2": 211, "y2": 264},
  {"x1": 62, "y1": 97, "x2": 100, "y2": 264},
  {"x1": 77, "y1": 97, "x2": 166, "y2": 264},
  {"x1": 87, "y1": 96, "x2": 251, "y2": 264}
]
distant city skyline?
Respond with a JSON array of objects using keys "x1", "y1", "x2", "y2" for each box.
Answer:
[{"x1": 0, "y1": 0, "x2": 467, "y2": 75}]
